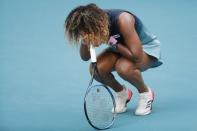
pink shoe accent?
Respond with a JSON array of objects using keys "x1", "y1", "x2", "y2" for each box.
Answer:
[
  {"x1": 126, "y1": 89, "x2": 132, "y2": 103},
  {"x1": 147, "y1": 87, "x2": 154, "y2": 101},
  {"x1": 152, "y1": 90, "x2": 155, "y2": 101}
]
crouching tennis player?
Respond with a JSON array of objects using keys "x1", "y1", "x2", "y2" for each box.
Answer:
[{"x1": 65, "y1": 3, "x2": 162, "y2": 115}]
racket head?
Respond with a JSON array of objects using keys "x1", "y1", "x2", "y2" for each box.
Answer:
[{"x1": 84, "y1": 84, "x2": 116, "y2": 130}]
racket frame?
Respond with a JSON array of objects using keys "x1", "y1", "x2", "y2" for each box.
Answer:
[{"x1": 84, "y1": 45, "x2": 116, "y2": 130}]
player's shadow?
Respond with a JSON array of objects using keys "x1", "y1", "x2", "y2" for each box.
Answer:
[{"x1": 112, "y1": 107, "x2": 153, "y2": 129}]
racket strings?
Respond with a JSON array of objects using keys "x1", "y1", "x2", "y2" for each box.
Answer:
[{"x1": 85, "y1": 85, "x2": 115, "y2": 128}]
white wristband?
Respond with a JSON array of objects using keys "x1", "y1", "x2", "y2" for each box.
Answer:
[{"x1": 90, "y1": 44, "x2": 97, "y2": 63}]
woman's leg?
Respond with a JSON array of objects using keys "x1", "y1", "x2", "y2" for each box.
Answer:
[
  {"x1": 90, "y1": 49, "x2": 134, "y2": 113},
  {"x1": 89, "y1": 49, "x2": 123, "y2": 92},
  {"x1": 115, "y1": 52, "x2": 155, "y2": 93}
]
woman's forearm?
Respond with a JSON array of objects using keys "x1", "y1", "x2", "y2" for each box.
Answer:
[{"x1": 116, "y1": 44, "x2": 140, "y2": 63}]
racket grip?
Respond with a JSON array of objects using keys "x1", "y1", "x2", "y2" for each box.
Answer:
[{"x1": 90, "y1": 44, "x2": 97, "y2": 63}]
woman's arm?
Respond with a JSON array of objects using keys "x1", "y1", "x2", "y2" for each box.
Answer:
[
  {"x1": 116, "y1": 43, "x2": 138, "y2": 62},
  {"x1": 80, "y1": 43, "x2": 90, "y2": 61},
  {"x1": 116, "y1": 12, "x2": 143, "y2": 63}
]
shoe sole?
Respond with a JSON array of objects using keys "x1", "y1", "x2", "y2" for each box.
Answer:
[{"x1": 135, "y1": 110, "x2": 151, "y2": 116}]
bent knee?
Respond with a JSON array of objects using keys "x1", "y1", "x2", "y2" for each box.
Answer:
[{"x1": 115, "y1": 58, "x2": 140, "y2": 76}]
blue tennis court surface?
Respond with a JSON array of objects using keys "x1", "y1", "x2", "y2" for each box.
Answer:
[{"x1": 1, "y1": 0, "x2": 197, "y2": 130}]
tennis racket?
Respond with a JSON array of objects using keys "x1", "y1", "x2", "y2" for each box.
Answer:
[{"x1": 84, "y1": 44, "x2": 116, "y2": 130}]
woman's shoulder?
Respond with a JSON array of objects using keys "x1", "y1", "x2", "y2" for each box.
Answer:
[
  {"x1": 104, "y1": 9, "x2": 136, "y2": 25},
  {"x1": 118, "y1": 12, "x2": 135, "y2": 23}
]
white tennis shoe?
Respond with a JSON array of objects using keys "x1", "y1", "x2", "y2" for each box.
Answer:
[
  {"x1": 113, "y1": 86, "x2": 132, "y2": 113},
  {"x1": 135, "y1": 87, "x2": 154, "y2": 115}
]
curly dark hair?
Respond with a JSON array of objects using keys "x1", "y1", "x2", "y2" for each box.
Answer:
[{"x1": 65, "y1": 3, "x2": 109, "y2": 46}]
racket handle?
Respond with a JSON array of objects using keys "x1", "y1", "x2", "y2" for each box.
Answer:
[{"x1": 90, "y1": 44, "x2": 97, "y2": 63}]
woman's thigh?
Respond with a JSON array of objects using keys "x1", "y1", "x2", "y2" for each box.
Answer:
[
  {"x1": 115, "y1": 52, "x2": 156, "y2": 72},
  {"x1": 89, "y1": 49, "x2": 120, "y2": 74}
]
